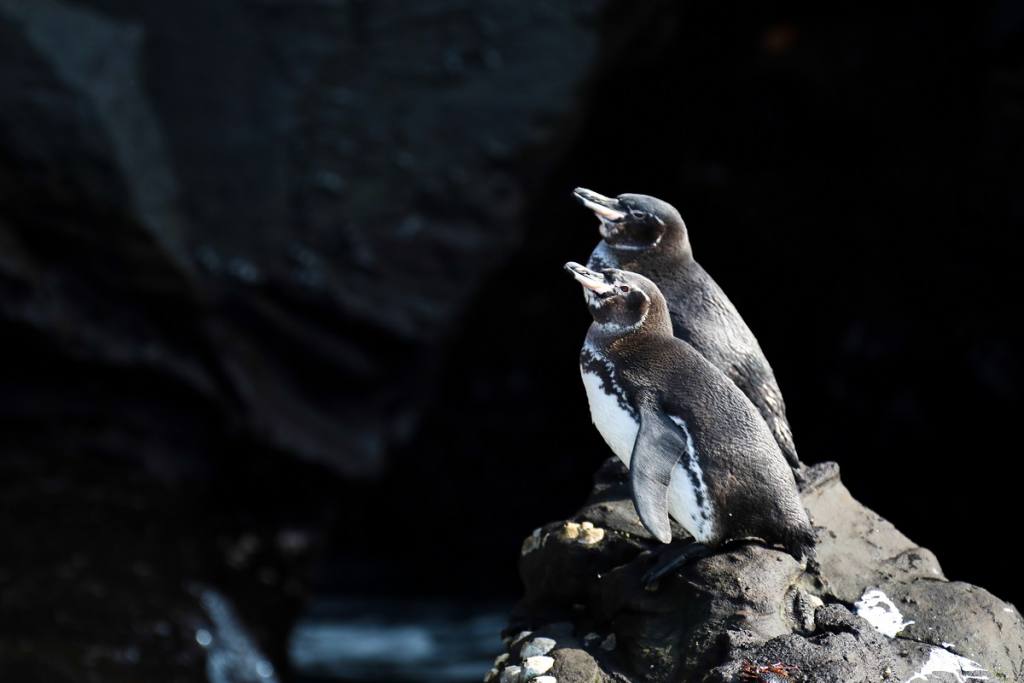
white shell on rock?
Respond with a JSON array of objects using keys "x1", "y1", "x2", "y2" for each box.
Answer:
[
  {"x1": 509, "y1": 631, "x2": 533, "y2": 648},
  {"x1": 521, "y1": 655, "x2": 554, "y2": 680},
  {"x1": 578, "y1": 527, "x2": 604, "y2": 545},
  {"x1": 561, "y1": 522, "x2": 580, "y2": 540},
  {"x1": 500, "y1": 665, "x2": 522, "y2": 683},
  {"x1": 520, "y1": 637, "x2": 556, "y2": 659}
]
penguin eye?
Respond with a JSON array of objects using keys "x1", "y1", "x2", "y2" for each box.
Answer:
[
  {"x1": 629, "y1": 210, "x2": 646, "y2": 219},
  {"x1": 618, "y1": 285, "x2": 630, "y2": 293}
]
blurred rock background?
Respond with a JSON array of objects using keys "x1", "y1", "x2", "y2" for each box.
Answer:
[{"x1": 0, "y1": 1, "x2": 1021, "y2": 681}]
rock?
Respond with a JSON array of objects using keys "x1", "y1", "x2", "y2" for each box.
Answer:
[
  {"x1": 503, "y1": 459, "x2": 1024, "y2": 682},
  {"x1": 500, "y1": 665, "x2": 523, "y2": 683},
  {"x1": 521, "y1": 655, "x2": 555, "y2": 679},
  {"x1": 549, "y1": 647, "x2": 609, "y2": 683},
  {"x1": 510, "y1": 631, "x2": 534, "y2": 649},
  {"x1": 520, "y1": 637, "x2": 557, "y2": 659}
]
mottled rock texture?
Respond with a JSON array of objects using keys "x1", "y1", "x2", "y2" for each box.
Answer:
[{"x1": 503, "y1": 460, "x2": 1024, "y2": 682}]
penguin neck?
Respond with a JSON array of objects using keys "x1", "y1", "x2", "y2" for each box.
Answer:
[
  {"x1": 586, "y1": 302, "x2": 673, "y2": 353},
  {"x1": 606, "y1": 233, "x2": 693, "y2": 270}
]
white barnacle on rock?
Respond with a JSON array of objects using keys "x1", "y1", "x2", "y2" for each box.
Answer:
[
  {"x1": 521, "y1": 655, "x2": 554, "y2": 680},
  {"x1": 521, "y1": 528, "x2": 543, "y2": 556},
  {"x1": 578, "y1": 526, "x2": 605, "y2": 545},
  {"x1": 580, "y1": 521, "x2": 594, "y2": 530},
  {"x1": 561, "y1": 522, "x2": 580, "y2": 540},
  {"x1": 855, "y1": 588, "x2": 914, "y2": 638},
  {"x1": 520, "y1": 637, "x2": 556, "y2": 659},
  {"x1": 500, "y1": 664, "x2": 522, "y2": 683},
  {"x1": 510, "y1": 630, "x2": 533, "y2": 647},
  {"x1": 905, "y1": 647, "x2": 988, "y2": 682}
]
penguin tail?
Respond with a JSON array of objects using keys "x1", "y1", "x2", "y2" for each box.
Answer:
[
  {"x1": 783, "y1": 525, "x2": 817, "y2": 564},
  {"x1": 773, "y1": 417, "x2": 802, "y2": 472}
]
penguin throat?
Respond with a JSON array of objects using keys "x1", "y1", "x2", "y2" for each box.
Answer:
[
  {"x1": 595, "y1": 310, "x2": 647, "y2": 335},
  {"x1": 586, "y1": 295, "x2": 647, "y2": 333},
  {"x1": 606, "y1": 234, "x2": 662, "y2": 252}
]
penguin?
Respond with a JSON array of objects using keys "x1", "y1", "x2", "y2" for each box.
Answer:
[
  {"x1": 564, "y1": 262, "x2": 814, "y2": 581},
  {"x1": 573, "y1": 188, "x2": 804, "y2": 479}
]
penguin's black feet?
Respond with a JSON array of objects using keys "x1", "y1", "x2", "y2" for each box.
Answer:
[{"x1": 642, "y1": 541, "x2": 711, "y2": 589}]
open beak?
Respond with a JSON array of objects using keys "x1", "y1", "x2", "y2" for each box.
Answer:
[
  {"x1": 573, "y1": 187, "x2": 627, "y2": 221},
  {"x1": 564, "y1": 261, "x2": 614, "y2": 294}
]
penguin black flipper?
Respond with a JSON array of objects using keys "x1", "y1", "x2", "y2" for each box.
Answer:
[{"x1": 629, "y1": 402, "x2": 686, "y2": 544}]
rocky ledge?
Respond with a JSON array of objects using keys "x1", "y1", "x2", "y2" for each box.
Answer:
[{"x1": 491, "y1": 460, "x2": 1024, "y2": 683}]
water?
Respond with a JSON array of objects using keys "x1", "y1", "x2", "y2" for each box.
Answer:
[{"x1": 289, "y1": 597, "x2": 509, "y2": 683}]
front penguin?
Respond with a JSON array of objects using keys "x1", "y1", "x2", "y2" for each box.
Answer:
[{"x1": 565, "y1": 262, "x2": 814, "y2": 582}]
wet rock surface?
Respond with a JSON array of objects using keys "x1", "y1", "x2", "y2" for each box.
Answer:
[{"x1": 502, "y1": 460, "x2": 1024, "y2": 682}]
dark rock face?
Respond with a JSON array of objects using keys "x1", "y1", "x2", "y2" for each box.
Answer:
[
  {"x1": 500, "y1": 460, "x2": 1024, "y2": 682},
  {"x1": 0, "y1": 0, "x2": 629, "y2": 679},
  {"x1": 0, "y1": 0, "x2": 613, "y2": 477}
]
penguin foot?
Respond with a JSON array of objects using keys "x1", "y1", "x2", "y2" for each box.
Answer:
[{"x1": 642, "y1": 542, "x2": 711, "y2": 589}]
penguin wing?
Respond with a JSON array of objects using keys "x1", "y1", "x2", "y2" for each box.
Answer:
[{"x1": 629, "y1": 403, "x2": 687, "y2": 544}]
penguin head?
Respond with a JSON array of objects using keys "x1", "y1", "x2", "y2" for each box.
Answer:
[
  {"x1": 564, "y1": 262, "x2": 669, "y2": 332},
  {"x1": 573, "y1": 188, "x2": 687, "y2": 253}
]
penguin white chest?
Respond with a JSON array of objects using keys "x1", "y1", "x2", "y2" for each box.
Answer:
[
  {"x1": 580, "y1": 368, "x2": 639, "y2": 465},
  {"x1": 580, "y1": 362, "x2": 717, "y2": 544}
]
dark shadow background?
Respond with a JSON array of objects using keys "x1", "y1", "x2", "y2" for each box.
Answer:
[{"x1": 1, "y1": 1, "x2": 1022, "y2": 681}]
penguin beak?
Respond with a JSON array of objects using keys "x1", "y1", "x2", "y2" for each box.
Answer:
[
  {"x1": 564, "y1": 261, "x2": 614, "y2": 294},
  {"x1": 573, "y1": 188, "x2": 627, "y2": 222}
]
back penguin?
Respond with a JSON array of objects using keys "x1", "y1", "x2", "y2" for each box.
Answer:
[
  {"x1": 574, "y1": 187, "x2": 803, "y2": 480},
  {"x1": 565, "y1": 262, "x2": 814, "y2": 581}
]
